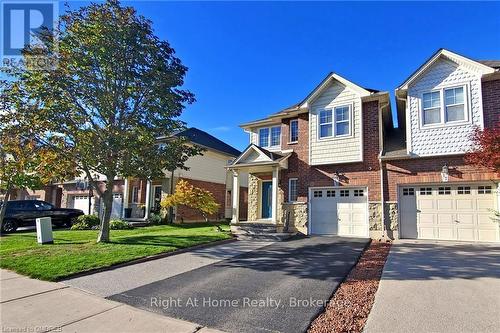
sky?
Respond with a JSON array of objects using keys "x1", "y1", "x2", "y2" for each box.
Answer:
[{"x1": 65, "y1": 1, "x2": 500, "y2": 151}]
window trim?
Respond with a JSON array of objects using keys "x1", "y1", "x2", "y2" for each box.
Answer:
[
  {"x1": 288, "y1": 178, "x2": 298, "y2": 202},
  {"x1": 420, "y1": 84, "x2": 470, "y2": 129},
  {"x1": 317, "y1": 104, "x2": 353, "y2": 140},
  {"x1": 258, "y1": 125, "x2": 281, "y2": 148},
  {"x1": 289, "y1": 119, "x2": 299, "y2": 143}
]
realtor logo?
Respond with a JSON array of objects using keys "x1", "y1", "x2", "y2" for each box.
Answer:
[{"x1": 1, "y1": 0, "x2": 58, "y2": 69}]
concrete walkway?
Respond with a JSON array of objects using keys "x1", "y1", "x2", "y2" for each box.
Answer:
[
  {"x1": 0, "y1": 269, "x2": 222, "y2": 333},
  {"x1": 364, "y1": 240, "x2": 500, "y2": 333},
  {"x1": 63, "y1": 240, "x2": 272, "y2": 297}
]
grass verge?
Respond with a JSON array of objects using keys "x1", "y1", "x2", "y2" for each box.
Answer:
[{"x1": 0, "y1": 223, "x2": 231, "y2": 281}]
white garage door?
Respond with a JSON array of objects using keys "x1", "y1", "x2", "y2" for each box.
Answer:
[
  {"x1": 400, "y1": 184, "x2": 499, "y2": 242},
  {"x1": 310, "y1": 187, "x2": 368, "y2": 237},
  {"x1": 72, "y1": 195, "x2": 92, "y2": 215}
]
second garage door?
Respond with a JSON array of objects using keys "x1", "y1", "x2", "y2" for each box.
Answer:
[
  {"x1": 310, "y1": 187, "x2": 368, "y2": 237},
  {"x1": 399, "y1": 184, "x2": 499, "y2": 242}
]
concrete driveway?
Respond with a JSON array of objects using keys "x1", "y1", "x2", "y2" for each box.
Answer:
[
  {"x1": 364, "y1": 240, "x2": 500, "y2": 333},
  {"x1": 108, "y1": 236, "x2": 369, "y2": 333}
]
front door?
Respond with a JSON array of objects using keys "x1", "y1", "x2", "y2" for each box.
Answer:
[{"x1": 261, "y1": 181, "x2": 272, "y2": 219}]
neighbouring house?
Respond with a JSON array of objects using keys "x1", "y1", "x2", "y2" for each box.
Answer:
[
  {"x1": 5, "y1": 128, "x2": 248, "y2": 223},
  {"x1": 383, "y1": 49, "x2": 500, "y2": 242},
  {"x1": 228, "y1": 73, "x2": 391, "y2": 239},
  {"x1": 228, "y1": 48, "x2": 500, "y2": 242}
]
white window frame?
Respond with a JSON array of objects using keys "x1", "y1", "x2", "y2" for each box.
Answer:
[
  {"x1": 289, "y1": 119, "x2": 299, "y2": 143},
  {"x1": 258, "y1": 126, "x2": 281, "y2": 148},
  {"x1": 420, "y1": 84, "x2": 469, "y2": 129},
  {"x1": 288, "y1": 178, "x2": 298, "y2": 202},
  {"x1": 318, "y1": 104, "x2": 353, "y2": 140}
]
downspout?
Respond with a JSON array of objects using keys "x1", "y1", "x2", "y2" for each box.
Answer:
[
  {"x1": 168, "y1": 169, "x2": 175, "y2": 223},
  {"x1": 378, "y1": 101, "x2": 389, "y2": 240}
]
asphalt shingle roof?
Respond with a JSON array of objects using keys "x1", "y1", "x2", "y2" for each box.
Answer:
[{"x1": 176, "y1": 128, "x2": 241, "y2": 157}]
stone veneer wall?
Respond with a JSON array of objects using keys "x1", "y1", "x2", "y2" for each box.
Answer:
[
  {"x1": 247, "y1": 174, "x2": 259, "y2": 221},
  {"x1": 281, "y1": 203, "x2": 308, "y2": 234},
  {"x1": 369, "y1": 202, "x2": 399, "y2": 239}
]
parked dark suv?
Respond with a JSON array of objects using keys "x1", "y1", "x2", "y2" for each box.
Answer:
[{"x1": 1, "y1": 200, "x2": 84, "y2": 233}]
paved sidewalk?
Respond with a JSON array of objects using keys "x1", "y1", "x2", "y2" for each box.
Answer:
[
  {"x1": 364, "y1": 240, "x2": 500, "y2": 333},
  {"x1": 63, "y1": 240, "x2": 272, "y2": 297},
  {"x1": 0, "y1": 269, "x2": 223, "y2": 333}
]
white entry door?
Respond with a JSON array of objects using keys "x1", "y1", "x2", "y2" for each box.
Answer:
[
  {"x1": 399, "y1": 184, "x2": 499, "y2": 242},
  {"x1": 310, "y1": 187, "x2": 368, "y2": 237}
]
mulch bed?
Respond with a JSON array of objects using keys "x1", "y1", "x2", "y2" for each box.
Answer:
[{"x1": 308, "y1": 240, "x2": 392, "y2": 333}]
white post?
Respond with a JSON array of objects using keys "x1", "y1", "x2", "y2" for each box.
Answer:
[
  {"x1": 122, "y1": 177, "x2": 129, "y2": 218},
  {"x1": 231, "y1": 170, "x2": 240, "y2": 224},
  {"x1": 144, "y1": 179, "x2": 152, "y2": 220},
  {"x1": 272, "y1": 166, "x2": 279, "y2": 224}
]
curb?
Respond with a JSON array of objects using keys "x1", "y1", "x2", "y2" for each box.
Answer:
[{"x1": 58, "y1": 237, "x2": 237, "y2": 281}]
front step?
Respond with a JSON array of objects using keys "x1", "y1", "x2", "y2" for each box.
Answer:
[{"x1": 231, "y1": 223, "x2": 295, "y2": 241}]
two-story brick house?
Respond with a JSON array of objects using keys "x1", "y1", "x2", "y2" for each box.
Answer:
[
  {"x1": 382, "y1": 49, "x2": 500, "y2": 242},
  {"x1": 228, "y1": 73, "x2": 391, "y2": 239},
  {"x1": 229, "y1": 49, "x2": 500, "y2": 242}
]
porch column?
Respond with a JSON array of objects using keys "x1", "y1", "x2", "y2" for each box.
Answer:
[
  {"x1": 122, "y1": 177, "x2": 129, "y2": 218},
  {"x1": 144, "y1": 179, "x2": 152, "y2": 220},
  {"x1": 271, "y1": 166, "x2": 279, "y2": 223},
  {"x1": 231, "y1": 170, "x2": 240, "y2": 224}
]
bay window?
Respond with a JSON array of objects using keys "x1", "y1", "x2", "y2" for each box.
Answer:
[{"x1": 319, "y1": 105, "x2": 351, "y2": 139}]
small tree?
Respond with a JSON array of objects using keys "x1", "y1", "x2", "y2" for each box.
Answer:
[
  {"x1": 1, "y1": 0, "x2": 200, "y2": 242},
  {"x1": 161, "y1": 180, "x2": 220, "y2": 222},
  {"x1": 465, "y1": 123, "x2": 500, "y2": 173},
  {"x1": 0, "y1": 132, "x2": 76, "y2": 233}
]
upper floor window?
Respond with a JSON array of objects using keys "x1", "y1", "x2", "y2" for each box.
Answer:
[
  {"x1": 289, "y1": 120, "x2": 299, "y2": 143},
  {"x1": 445, "y1": 87, "x2": 465, "y2": 122},
  {"x1": 422, "y1": 91, "x2": 441, "y2": 125},
  {"x1": 422, "y1": 85, "x2": 468, "y2": 126},
  {"x1": 319, "y1": 105, "x2": 351, "y2": 139},
  {"x1": 258, "y1": 126, "x2": 281, "y2": 148},
  {"x1": 319, "y1": 110, "x2": 333, "y2": 138},
  {"x1": 259, "y1": 128, "x2": 269, "y2": 147},
  {"x1": 335, "y1": 106, "x2": 351, "y2": 136}
]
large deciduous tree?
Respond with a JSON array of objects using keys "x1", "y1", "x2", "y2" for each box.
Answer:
[{"x1": 0, "y1": 0, "x2": 199, "y2": 242}]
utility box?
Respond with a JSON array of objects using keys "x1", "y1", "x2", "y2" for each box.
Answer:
[{"x1": 36, "y1": 217, "x2": 53, "y2": 244}]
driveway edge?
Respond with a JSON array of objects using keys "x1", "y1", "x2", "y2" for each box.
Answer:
[{"x1": 58, "y1": 237, "x2": 236, "y2": 281}]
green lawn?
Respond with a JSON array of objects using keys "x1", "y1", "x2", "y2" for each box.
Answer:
[{"x1": 0, "y1": 223, "x2": 231, "y2": 281}]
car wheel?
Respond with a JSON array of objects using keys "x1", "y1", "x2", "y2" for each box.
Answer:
[{"x1": 2, "y1": 219, "x2": 18, "y2": 233}]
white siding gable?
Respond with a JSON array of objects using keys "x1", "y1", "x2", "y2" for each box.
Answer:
[
  {"x1": 309, "y1": 80, "x2": 363, "y2": 165},
  {"x1": 407, "y1": 58, "x2": 484, "y2": 156},
  {"x1": 174, "y1": 150, "x2": 231, "y2": 184}
]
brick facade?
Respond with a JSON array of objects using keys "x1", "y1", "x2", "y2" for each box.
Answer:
[
  {"x1": 176, "y1": 178, "x2": 248, "y2": 222},
  {"x1": 482, "y1": 78, "x2": 500, "y2": 129},
  {"x1": 280, "y1": 100, "x2": 382, "y2": 202}
]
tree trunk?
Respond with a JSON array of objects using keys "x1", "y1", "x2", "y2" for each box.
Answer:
[
  {"x1": 97, "y1": 188, "x2": 113, "y2": 243},
  {"x1": 0, "y1": 185, "x2": 12, "y2": 235}
]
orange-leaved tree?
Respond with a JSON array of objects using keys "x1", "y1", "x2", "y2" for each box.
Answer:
[{"x1": 161, "y1": 180, "x2": 220, "y2": 222}]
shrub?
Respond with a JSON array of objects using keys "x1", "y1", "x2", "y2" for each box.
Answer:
[
  {"x1": 70, "y1": 215, "x2": 100, "y2": 230},
  {"x1": 147, "y1": 213, "x2": 163, "y2": 225},
  {"x1": 109, "y1": 219, "x2": 134, "y2": 230}
]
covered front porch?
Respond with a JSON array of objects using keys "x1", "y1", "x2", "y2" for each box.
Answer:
[
  {"x1": 227, "y1": 145, "x2": 294, "y2": 239},
  {"x1": 121, "y1": 177, "x2": 171, "y2": 221}
]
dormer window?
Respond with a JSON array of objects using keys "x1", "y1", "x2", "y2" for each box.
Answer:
[
  {"x1": 421, "y1": 85, "x2": 468, "y2": 127},
  {"x1": 258, "y1": 126, "x2": 281, "y2": 148}
]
